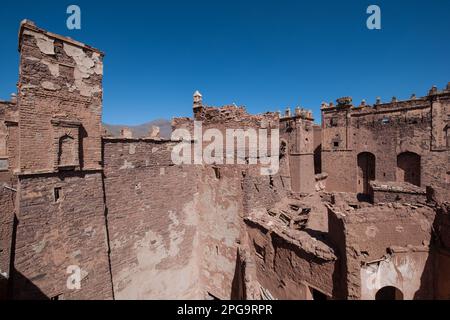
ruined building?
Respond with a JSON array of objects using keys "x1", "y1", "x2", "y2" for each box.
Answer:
[{"x1": 0, "y1": 21, "x2": 449, "y2": 300}]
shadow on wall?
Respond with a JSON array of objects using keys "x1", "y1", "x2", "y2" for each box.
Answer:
[
  {"x1": 8, "y1": 268, "x2": 49, "y2": 300},
  {"x1": 6, "y1": 215, "x2": 49, "y2": 300},
  {"x1": 231, "y1": 248, "x2": 246, "y2": 300},
  {"x1": 0, "y1": 275, "x2": 7, "y2": 300},
  {"x1": 412, "y1": 220, "x2": 436, "y2": 299},
  {"x1": 414, "y1": 202, "x2": 450, "y2": 300},
  {"x1": 314, "y1": 144, "x2": 322, "y2": 174}
]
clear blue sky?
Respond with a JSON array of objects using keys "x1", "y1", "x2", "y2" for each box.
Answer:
[{"x1": 1, "y1": 0, "x2": 449, "y2": 125}]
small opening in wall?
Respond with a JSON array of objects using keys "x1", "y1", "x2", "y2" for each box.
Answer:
[
  {"x1": 213, "y1": 167, "x2": 221, "y2": 179},
  {"x1": 333, "y1": 141, "x2": 339, "y2": 147},
  {"x1": 54, "y1": 187, "x2": 62, "y2": 202},
  {"x1": 330, "y1": 117, "x2": 338, "y2": 127}
]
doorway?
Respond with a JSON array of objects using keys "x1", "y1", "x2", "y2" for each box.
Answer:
[
  {"x1": 357, "y1": 152, "x2": 376, "y2": 196},
  {"x1": 397, "y1": 152, "x2": 421, "y2": 186}
]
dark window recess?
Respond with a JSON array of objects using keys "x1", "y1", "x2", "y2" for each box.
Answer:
[
  {"x1": 381, "y1": 117, "x2": 390, "y2": 125},
  {"x1": 213, "y1": 167, "x2": 221, "y2": 179},
  {"x1": 54, "y1": 187, "x2": 62, "y2": 202},
  {"x1": 330, "y1": 117, "x2": 338, "y2": 127},
  {"x1": 333, "y1": 141, "x2": 339, "y2": 147}
]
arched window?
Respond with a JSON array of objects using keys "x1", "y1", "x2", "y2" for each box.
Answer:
[
  {"x1": 357, "y1": 152, "x2": 376, "y2": 196},
  {"x1": 58, "y1": 134, "x2": 76, "y2": 167},
  {"x1": 397, "y1": 152, "x2": 421, "y2": 186},
  {"x1": 375, "y1": 286, "x2": 404, "y2": 300}
]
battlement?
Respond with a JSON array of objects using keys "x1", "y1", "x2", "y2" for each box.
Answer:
[
  {"x1": 321, "y1": 83, "x2": 450, "y2": 116},
  {"x1": 18, "y1": 19, "x2": 104, "y2": 55}
]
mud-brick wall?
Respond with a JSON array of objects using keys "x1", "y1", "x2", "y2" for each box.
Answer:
[
  {"x1": 18, "y1": 23, "x2": 103, "y2": 174},
  {"x1": 322, "y1": 150, "x2": 356, "y2": 192},
  {"x1": 245, "y1": 221, "x2": 337, "y2": 300},
  {"x1": 196, "y1": 166, "x2": 244, "y2": 300},
  {"x1": 103, "y1": 139, "x2": 201, "y2": 299},
  {"x1": 103, "y1": 139, "x2": 244, "y2": 299},
  {"x1": 435, "y1": 204, "x2": 450, "y2": 299},
  {"x1": 328, "y1": 205, "x2": 436, "y2": 300},
  {"x1": 0, "y1": 173, "x2": 16, "y2": 299},
  {"x1": 12, "y1": 172, "x2": 113, "y2": 300},
  {"x1": 321, "y1": 99, "x2": 449, "y2": 193}
]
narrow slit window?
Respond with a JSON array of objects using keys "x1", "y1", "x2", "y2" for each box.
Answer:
[{"x1": 54, "y1": 187, "x2": 62, "y2": 202}]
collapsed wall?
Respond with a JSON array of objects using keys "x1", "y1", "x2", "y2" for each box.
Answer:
[{"x1": 327, "y1": 201, "x2": 436, "y2": 300}]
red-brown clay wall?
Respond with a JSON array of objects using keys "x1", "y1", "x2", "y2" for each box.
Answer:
[
  {"x1": 0, "y1": 174, "x2": 16, "y2": 299},
  {"x1": 245, "y1": 222, "x2": 336, "y2": 299},
  {"x1": 103, "y1": 139, "x2": 245, "y2": 299},
  {"x1": 18, "y1": 22, "x2": 103, "y2": 174},
  {"x1": 12, "y1": 172, "x2": 113, "y2": 299},
  {"x1": 322, "y1": 94, "x2": 450, "y2": 194},
  {"x1": 328, "y1": 205, "x2": 436, "y2": 300}
]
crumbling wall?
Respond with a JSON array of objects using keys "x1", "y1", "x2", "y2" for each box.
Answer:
[
  {"x1": 10, "y1": 21, "x2": 112, "y2": 300},
  {"x1": 321, "y1": 90, "x2": 450, "y2": 194},
  {"x1": 0, "y1": 101, "x2": 18, "y2": 173},
  {"x1": 18, "y1": 21, "x2": 103, "y2": 174},
  {"x1": 12, "y1": 172, "x2": 113, "y2": 299},
  {"x1": 360, "y1": 249, "x2": 432, "y2": 300},
  {"x1": 196, "y1": 166, "x2": 244, "y2": 299},
  {"x1": 0, "y1": 174, "x2": 16, "y2": 299},
  {"x1": 370, "y1": 181, "x2": 427, "y2": 204},
  {"x1": 244, "y1": 215, "x2": 336, "y2": 299},
  {"x1": 103, "y1": 139, "x2": 201, "y2": 299},
  {"x1": 103, "y1": 139, "x2": 245, "y2": 299},
  {"x1": 328, "y1": 203, "x2": 436, "y2": 299}
]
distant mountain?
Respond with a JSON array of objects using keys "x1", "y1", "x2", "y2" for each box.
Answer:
[{"x1": 103, "y1": 119, "x2": 172, "y2": 139}]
